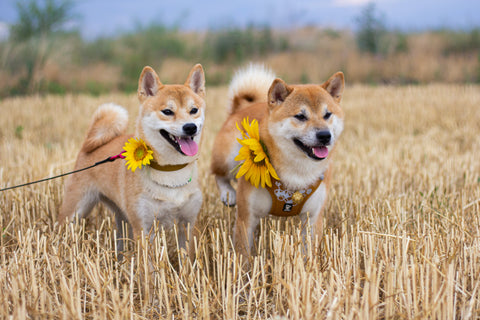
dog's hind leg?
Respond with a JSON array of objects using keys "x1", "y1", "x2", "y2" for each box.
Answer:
[
  {"x1": 59, "y1": 185, "x2": 99, "y2": 223},
  {"x1": 100, "y1": 195, "x2": 132, "y2": 252},
  {"x1": 178, "y1": 190, "x2": 203, "y2": 255},
  {"x1": 114, "y1": 212, "x2": 133, "y2": 252}
]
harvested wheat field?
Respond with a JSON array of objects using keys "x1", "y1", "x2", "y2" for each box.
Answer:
[{"x1": 1, "y1": 84, "x2": 480, "y2": 319}]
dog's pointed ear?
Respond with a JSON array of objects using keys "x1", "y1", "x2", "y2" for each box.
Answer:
[
  {"x1": 322, "y1": 72, "x2": 344, "y2": 103},
  {"x1": 268, "y1": 78, "x2": 293, "y2": 107},
  {"x1": 138, "y1": 66, "x2": 163, "y2": 103},
  {"x1": 185, "y1": 64, "x2": 205, "y2": 98}
]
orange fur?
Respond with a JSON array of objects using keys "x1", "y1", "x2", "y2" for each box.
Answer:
[
  {"x1": 211, "y1": 65, "x2": 345, "y2": 257},
  {"x1": 59, "y1": 64, "x2": 207, "y2": 254}
]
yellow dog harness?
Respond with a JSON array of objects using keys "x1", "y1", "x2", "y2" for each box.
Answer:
[{"x1": 264, "y1": 178, "x2": 323, "y2": 217}]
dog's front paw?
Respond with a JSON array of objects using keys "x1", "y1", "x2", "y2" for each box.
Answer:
[{"x1": 220, "y1": 190, "x2": 236, "y2": 207}]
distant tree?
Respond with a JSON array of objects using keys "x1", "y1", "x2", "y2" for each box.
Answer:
[
  {"x1": 355, "y1": 3, "x2": 386, "y2": 55},
  {"x1": 10, "y1": 0, "x2": 76, "y2": 41},
  {"x1": 6, "y1": 0, "x2": 77, "y2": 95}
]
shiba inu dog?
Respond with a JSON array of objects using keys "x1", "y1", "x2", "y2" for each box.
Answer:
[
  {"x1": 211, "y1": 64, "x2": 344, "y2": 256},
  {"x1": 59, "y1": 64, "x2": 206, "y2": 252}
]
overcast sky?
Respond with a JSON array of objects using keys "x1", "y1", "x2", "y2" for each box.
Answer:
[{"x1": 0, "y1": 0, "x2": 479, "y2": 40}]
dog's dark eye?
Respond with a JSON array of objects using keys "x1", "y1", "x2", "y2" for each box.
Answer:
[
  {"x1": 294, "y1": 113, "x2": 308, "y2": 121},
  {"x1": 162, "y1": 109, "x2": 174, "y2": 116},
  {"x1": 324, "y1": 111, "x2": 332, "y2": 120},
  {"x1": 190, "y1": 107, "x2": 198, "y2": 115}
]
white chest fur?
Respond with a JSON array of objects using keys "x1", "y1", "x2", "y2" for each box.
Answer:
[{"x1": 136, "y1": 164, "x2": 202, "y2": 230}]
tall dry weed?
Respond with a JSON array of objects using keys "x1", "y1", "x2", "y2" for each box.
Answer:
[{"x1": 0, "y1": 85, "x2": 480, "y2": 318}]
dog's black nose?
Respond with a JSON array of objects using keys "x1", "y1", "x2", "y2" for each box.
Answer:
[
  {"x1": 316, "y1": 130, "x2": 331, "y2": 145},
  {"x1": 183, "y1": 123, "x2": 197, "y2": 136}
]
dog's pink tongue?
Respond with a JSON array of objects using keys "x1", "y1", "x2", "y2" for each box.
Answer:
[
  {"x1": 178, "y1": 138, "x2": 198, "y2": 156},
  {"x1": 313, "y1": 146, "x2": 328, "y2": 158}
]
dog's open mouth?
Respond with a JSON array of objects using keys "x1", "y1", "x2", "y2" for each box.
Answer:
[
  {"x1": 160, "y1": 129, "x2": 198, "y2": 156},
  {"x1": 293, "y1": 138, "x2": 328, "y2": 160}
]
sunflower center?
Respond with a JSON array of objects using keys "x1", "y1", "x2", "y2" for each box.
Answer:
[{"x1": 134, "y1": 146, "x2": 147, "y2": 161}]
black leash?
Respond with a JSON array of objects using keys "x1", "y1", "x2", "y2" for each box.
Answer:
[{"x1": 0, "y1": 153, "x2": 124, "y2": 192}]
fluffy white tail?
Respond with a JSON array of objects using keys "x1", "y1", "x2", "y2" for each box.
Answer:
[
  {"x1": 227, "y1": 64, "x2": 276, "y2": 115},
  {"x1": 81, "y1": 103, "x2": 129, "y2": 153}
]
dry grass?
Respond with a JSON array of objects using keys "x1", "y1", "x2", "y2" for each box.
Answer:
[{"x1": 1, "y1": 84, "x2": 480, "y2": 319}]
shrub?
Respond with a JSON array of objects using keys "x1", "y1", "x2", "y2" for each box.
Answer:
[
  {"x1": 442, "y1": 29, "x2": 480, "y2": 55},
  {"x1": 10, "y1": 0, "x2": 77, "y2": 41},
  {"x1": 355, "y1": 3, "x2": 387, "y2": 55},
  {"x1": 204, "y1": 26, "x2": 288, "y2": 64}
]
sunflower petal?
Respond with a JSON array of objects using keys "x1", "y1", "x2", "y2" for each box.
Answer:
[
  {"x1": 266, "y1": 160, "x2": 280, "y2": 180},
  {"x1": 244, "y1": 163, "x2": 255, "y2": 182},
  {"x1": 253, "y1": 152, "x2": 266, "y2": 162},
  {"x1": 249, "y1": 119, "x2": 260, "y2": 140},
  {"x1": 236, "y1": 159, "x2": 252, "y2": 179},
  {"x1": 234, "y1": 146, "x2": 250, "y2": 161},
  {"x1": 265, "y1": 169, "x2": 272, "y2": 187},
  {"x1": 236, "y1": 121, "x2": 242, "y2": 133},
  {"x1": 241, "y1": 117, "x2": 249, "y2": 132},
  {"x1": 252, "y1": 168, "x2": 261, "y2": 188},
  {"x1": 241, "y1": 138, "x2": 259, "y2": 147},
  {"x1": 236, "y1": 122, "x2": 247, "y2": 139},
  {"x1": 260, "y1": 166, "x2": 266, "y2": 188}
]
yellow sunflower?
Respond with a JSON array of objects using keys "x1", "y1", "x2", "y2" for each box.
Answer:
[
  {"x1": 235, "y1": 117, "x2": 279, "y2": 188},
  {"x1": 122, "y1": 137, "x2": 154, "y2": 172}
]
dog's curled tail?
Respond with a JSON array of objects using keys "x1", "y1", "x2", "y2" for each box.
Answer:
[
  {"x1": 227, "y1": 64, "x2": 276, "y2": 115},
  {"x1": 82, "y1": 103, "x2": 129, "y2": 153}
]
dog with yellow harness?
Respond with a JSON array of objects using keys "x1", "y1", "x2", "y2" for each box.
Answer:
[{"x1": 211, "y1": 64, "x2": 345, "y2": 257}]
